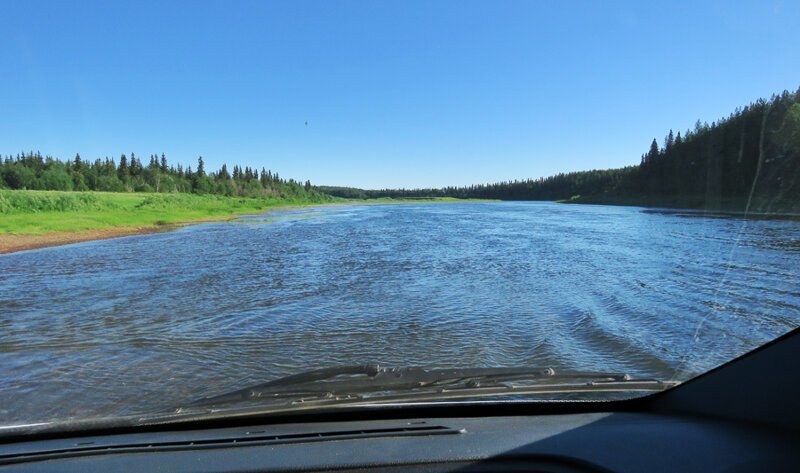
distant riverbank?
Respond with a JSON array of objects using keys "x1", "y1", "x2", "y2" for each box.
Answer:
[
  {"x1": 0, "y1": 190, "x2": 490, "y2": 254},
  {"x1": 558, "y1": 194, "x2": 800, "y2": 216},
  {"x1": 7, "y1": 187, "x2": 799, "y2": 255}
]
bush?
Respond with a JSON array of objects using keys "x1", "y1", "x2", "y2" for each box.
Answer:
[
  {"x1": 40, "y1": 168, "x2": 74, "y2": 191},
  {"x1": 95, "y1": 175, "x2": 126, "y2": 192},
  {"x1": 1, "y1": 165, "x2": 36, "y2": 190},
  {"x1": 134, "y1": 182, "x2": 154, "y2": 192}
]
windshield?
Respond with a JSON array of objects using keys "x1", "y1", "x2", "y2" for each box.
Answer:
[{"x1": 1, "y1": 1, "x2": 798, "y2": 434}]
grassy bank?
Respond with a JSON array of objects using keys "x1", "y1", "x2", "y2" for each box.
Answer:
[
  {"x1": 0, "y1": 191, "x2": 491, "y2": 253},
  {"x1": 0, "y1": 190, "x2": 335, "y2": 236}
]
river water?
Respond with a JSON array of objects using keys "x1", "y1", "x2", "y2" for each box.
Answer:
[{"x1": 1, "y1": 202, "x2": 799, "y2": 424}]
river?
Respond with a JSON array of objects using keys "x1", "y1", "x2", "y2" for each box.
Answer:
[{"x1": 1, "y1": 201, "x2": 799, "y2": 424}]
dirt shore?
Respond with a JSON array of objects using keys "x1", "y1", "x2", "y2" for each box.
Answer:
[
  {"x1": 0, "y1": 204, "x2": 338, "y2": 255},
  {"x1": 0, "y1": 226, "x2": 174, "y2": 255}
]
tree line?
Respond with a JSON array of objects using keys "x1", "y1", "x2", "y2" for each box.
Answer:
[
  {"x1": 324, "y1": 87, "x2": 800, "y2": 211},
  {"x1": 0, "y1": 152, "x2": 325, "y2": 200},
  {"x1": 4, "y1": 87, "x2": 798, "y2": 211}
]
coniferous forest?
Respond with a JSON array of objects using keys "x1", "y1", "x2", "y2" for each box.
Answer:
[
  {"x1": 322, "y1": 88, "x2": 800, "y2": 212},
  {"x1": 0, "y1": 153, "x2": 323, "y2": 200},
  {"x1": 3, "y1": 87, "x2": 799, "y2": 212}
]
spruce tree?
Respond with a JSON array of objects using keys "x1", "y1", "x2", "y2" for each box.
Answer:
[
  {"x1": 130, "y1": 152, "x2": 138, "y2": 176},
  {"x1": 118, "y1": 154, "x2": 129, "y2": 180}
]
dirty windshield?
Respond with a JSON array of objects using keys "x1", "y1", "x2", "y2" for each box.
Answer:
[{"x1": 1, "y1": 1, "x2": 799, "y2": 432}]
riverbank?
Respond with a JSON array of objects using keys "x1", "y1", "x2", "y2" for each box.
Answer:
[
  {"x1": 0, "y1": 190, "x2": 340, "y2": 254},
  {"x1": 0, "y1": 191, "x2": 489, "y2": 254},
  {"x1": 359, "y1": 197, "x2": 499, "y2": 204},
  {"x1": 0, "y1": 226, "x2": 171, "y2": 254},
  {"x1": 558, "y1": 194, "x2": 800, "y2": 216}
]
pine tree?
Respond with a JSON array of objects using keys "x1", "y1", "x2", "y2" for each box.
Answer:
[
  {"x1": 129, "y1": 152, "x2": 138, "y2": 176},
  {"x1": 646, "y1": 139, "x2": 660, "y2": 163},
  {"x1": 118, "y1": 154, "x2": 129, "y2": 179},
  {"x1": 260, "y1": 168, "x2": 268, "y2": 187},
  {"x1": 197, "y1": 156, "x2": 205, "y2": 177}
]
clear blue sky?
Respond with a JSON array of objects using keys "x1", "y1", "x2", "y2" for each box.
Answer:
[{"x1": 2, "y1": 1, "x2": 798, "y2": 189}]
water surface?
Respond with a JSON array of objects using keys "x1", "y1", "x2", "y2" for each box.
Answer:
[{"x1": 1, "y1": 202, "x2": 799, "y2": 423}]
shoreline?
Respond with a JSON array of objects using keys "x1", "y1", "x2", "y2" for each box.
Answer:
[
  {"x1": 558, "y1": 195, "x2": 800, "y2": 219},
  {"x1": 0, "y1": 226, "x2": 173, "y2": 255},
  {"x1": 0, "y1": 214, "x2": 249, "y2": 255},
  {"x1": 0, "y1": 198, "x2": 488, "y2": 255},
  {"x1": 0, "y1": 203, "x2": 329, "y2": 256},
  {"x1": 6, "y1": 195, "x2": 798, "y2": 255}
]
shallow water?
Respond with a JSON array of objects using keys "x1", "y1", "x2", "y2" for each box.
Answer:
[{"x1": 1, "y1": 201, "x2": 799, "y2": 424}]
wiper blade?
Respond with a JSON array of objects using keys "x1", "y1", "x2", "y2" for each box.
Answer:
[
  {"x1": 191, "y1": 364, "x2": 384, "y2": 406},
  {"x1": 188, "y1": 364, "x2": 676, "y2": 408}
]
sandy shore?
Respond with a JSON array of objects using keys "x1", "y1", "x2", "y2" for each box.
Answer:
[
  {"x1": 0, "y1": 226, "x2": 175, "y2": 255},
  {"x1": 0, "y1": 213, "x2": 252, "y2": 255}
]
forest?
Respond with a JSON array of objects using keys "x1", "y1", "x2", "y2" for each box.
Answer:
[
  {"x1": 3, "y1": 88, "x2": 799, "y2": 213},
  {"x1": 0, "y1": 152, "x2": 326, "y2": 201},
  {"x1": 324, "y1": 88, "x2": 800, "y2": 212}
]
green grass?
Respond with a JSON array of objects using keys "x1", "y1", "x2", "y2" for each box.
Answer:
[
  {"x1": 0, "y1": 190, "x2": 329, "y2": 235},
  {"x1": 0, "y1": 191, "x2": 496, "y2": 236}
]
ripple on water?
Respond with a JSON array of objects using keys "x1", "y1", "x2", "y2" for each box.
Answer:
[{"x1": 0, "y1": 201, "x2": 798, "y2": 422}]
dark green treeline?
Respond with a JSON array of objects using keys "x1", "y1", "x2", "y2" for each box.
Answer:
[
  {"x1": 0, "y1": 153, "x2": 326, "y2": 200},
  {"x1": 4, "y1": 88, "x2": 799, "y2": 211},
  {"x1": 322, "y1": 87, "x2": 800, "y2": 212}
]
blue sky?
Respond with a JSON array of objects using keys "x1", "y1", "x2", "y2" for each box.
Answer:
[{"x1": 2, "y1": 1, "x2": 798, "y2": 188}]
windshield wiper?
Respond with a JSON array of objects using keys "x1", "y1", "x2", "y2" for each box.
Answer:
[{"x1": 187, "y1": 364, "x2": 677, "y2": 408}]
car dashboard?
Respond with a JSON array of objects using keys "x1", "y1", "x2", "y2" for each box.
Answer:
[
  {"x1": 2, "y1": 328, "x2": 799, "y2": 472},
  {"x1": 1, "y1": 410, "x2": 798, "y2": 472}
]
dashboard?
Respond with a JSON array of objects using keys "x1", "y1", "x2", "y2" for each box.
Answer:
[
  {"x1": 2, "y1": 328, "x2": 799, "y2": 472},
  {"x1": 1, "y1": 411, "x2": 798, "y2": 472}
]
